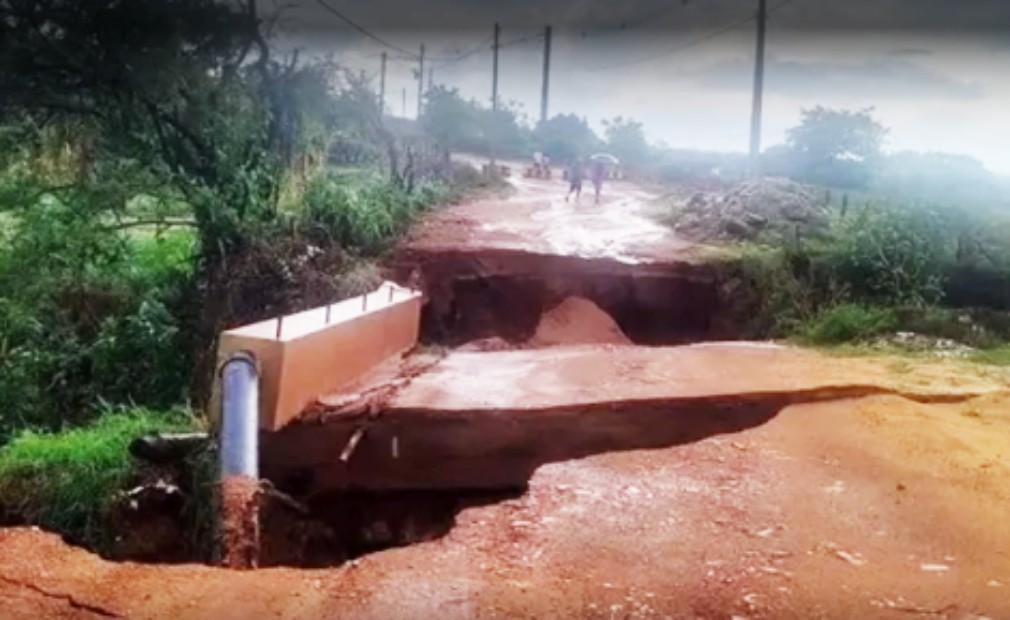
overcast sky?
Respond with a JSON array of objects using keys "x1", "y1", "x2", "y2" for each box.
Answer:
[{"x1": 272, "y1": 0, "x2": 1010, "y2": 174}]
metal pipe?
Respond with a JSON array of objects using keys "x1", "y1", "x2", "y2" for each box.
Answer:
[{"x1": 220, "y1": 351, "x2": 259, "y2": 479}]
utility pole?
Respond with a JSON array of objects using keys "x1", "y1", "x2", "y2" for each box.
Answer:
[
  {"x1": 402, "y1": 87, "x2": 406, "y2": 117},
  {"x1": 379, "y1": 51, "x2": 387, "y2": 115},
  {"x1": 748, "y1": 0, "x2": 767, "y2": 178},
  {"x1": 490, "y1": 22, "x2": 500, "y2": 169},
  {"x1": 417, "y1": 43, "x2": 425, "y2": 119},
  {"x1": 491, "y1": 22, "x2": 500, "y2": 113},
  {"x1": 540, "y1": 25, "x2": 552, "y2": 125},
  {"x1": 428, "y1": 67, "x2": 434, "y2": 92}
]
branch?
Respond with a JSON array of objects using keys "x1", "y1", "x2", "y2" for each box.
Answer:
[{"x1": 102, "y1": 218, "x2": 198, "y2": 232}]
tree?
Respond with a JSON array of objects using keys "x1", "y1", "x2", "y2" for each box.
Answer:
[
  {"x1": 533, "y1": 114, "x2": 602, "y2": 162},
  {"x1": 0, "y1": 0, "x2": 328, "y2": 256},
  {"x1": 602, "y1": 116, "x2": 649, "y2": 166},
  {"x1": 873, "y1": 151, "x2": 999, "y2": 209},
  {"x1": 786, "y1": 106, "x2": 887, "y2": 188},
  {"x1": 421, "y1": 86, "x2": 480, "y2": 153},
  {"x1": 421, "y1": 89, "x2": 530, "y2": 159}
]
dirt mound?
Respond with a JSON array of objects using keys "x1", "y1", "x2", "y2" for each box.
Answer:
[
  {"x1": 528, "y1": 297, "x2": 631, "y2": 347},
  {"x1": 673, "y1": 177, "x2": 831, "y2": 242}
]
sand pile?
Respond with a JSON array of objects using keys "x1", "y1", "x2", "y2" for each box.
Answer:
[{"x1": 528, "y1": 297, "x2": 631, "y2": 347}]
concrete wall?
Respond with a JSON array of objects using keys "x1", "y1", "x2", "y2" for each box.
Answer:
[{"x1": 212, "y1": 282, "x2": 421, "y2": 431}]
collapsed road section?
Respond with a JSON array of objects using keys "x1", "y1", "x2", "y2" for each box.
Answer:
[{"x1": 260, "y1": 343, "x2": 1003, "y2": 497}]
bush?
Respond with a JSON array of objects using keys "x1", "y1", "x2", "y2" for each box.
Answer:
[
  {"x1": 0, "y1": 408, "x2": 200, "y2": 551},
  {"x1": 301, "y1": 170, "x2": 450, "y2": 255},
  {"x1": 0, "y1": 197, "x2": 193, "y2": 440},
  {"x1": 825, "y1": 201, "x2": 949, "y2": 306},
  {"x1": 800, "y1": 304, "x2": 898, "y2": 345}
]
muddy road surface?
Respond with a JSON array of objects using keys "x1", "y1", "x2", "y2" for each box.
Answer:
[
  {"x1": 3, "y1": 169, "x2": 1010, "y2": 618},
  {"x1": 394, "y1": 171, "x2": 735, "y2": 345},
  {"x1": 3, "y1": 392, "x2": 1010, "y2": 618}
]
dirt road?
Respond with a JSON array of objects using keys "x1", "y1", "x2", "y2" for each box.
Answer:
[
  {"x1": 406, "y1": 165, "x2": 696, "y2": 265},
  {"x1": 3, "y1": 391, "x2": 1009, "y2": 618},
  {"x1": 3, "y1": 168, "x2": 1010, "y2": 618}
]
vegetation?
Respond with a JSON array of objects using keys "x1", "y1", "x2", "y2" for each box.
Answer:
[
  {"x1": 0, "y1": 0, "x2": 489, "y2": 553},
  {"x1": 0, "y1": 408, "x2": 201, "y2": 551}
]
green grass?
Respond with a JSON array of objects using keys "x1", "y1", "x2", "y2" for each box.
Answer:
[
  {"x1": 969, "y1": 346, "x2": 1010, "y2": 366},
  {"x1": 797, "y1": 304, "x2": 898, "y2": 345},
  {"x1": 0, "y1": 408, "x2": 200, "y2": 550},
  {"x1": 126, "y1": 228, "x2": 196, "y2": 286}
]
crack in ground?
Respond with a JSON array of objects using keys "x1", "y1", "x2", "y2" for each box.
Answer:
[{"x1": 0, "y1": 575, "x2": 122, "y2": 618}]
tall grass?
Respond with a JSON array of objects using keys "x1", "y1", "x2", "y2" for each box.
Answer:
[{"x1": 0, "y1": 407, "x2": 200, "y2": 551}]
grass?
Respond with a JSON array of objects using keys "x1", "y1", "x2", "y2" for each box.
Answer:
[
  {"x1": 0, "y1": 407, "x2": 201, "y2": 551},
  {"x1": 970, "y1": 346, "x2": 1010, "y2": 366},
  {"x1": 798, "y1": 304, "x2": 898, "y2": 345}
]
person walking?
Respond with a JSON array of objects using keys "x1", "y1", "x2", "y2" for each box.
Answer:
[
  {"x1": 590, "y1": 159, "x2": 606, "y2": 204},
  {"x1": 566, "y1": 158, "x2": 584, "y2": 202}
]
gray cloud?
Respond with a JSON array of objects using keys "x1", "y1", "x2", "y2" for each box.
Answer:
[
  {"x1": 274, "y1": 0, "x2": 1010, "y2": 33},
  {"x1": 886, "y1": 48, "x2": 933, "y2": 58},
  {"x1": 690, "y1": 55, "x2": 985, "y2": 100}
]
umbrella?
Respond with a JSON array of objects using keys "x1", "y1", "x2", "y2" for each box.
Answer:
[{"x1": 590, "y1": 153, "x2": 620, "y2": 165}]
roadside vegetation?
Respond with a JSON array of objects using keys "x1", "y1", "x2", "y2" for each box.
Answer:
[
  {"x1": 674, "y1": 108, "x2": 1010, "y2": 360},
  {"x1": 0, "y1": 0, "x2": 499, "y2": 555}
]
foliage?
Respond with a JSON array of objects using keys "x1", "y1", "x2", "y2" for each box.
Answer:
[
  {"x1": 786, "y1": 106, "x2": 887, "y2": 188},
  {"x1": 603, "y1": 116, "x2": 649, "y2": 166},
  {"x1": 301, "y1": 170, "x2": 450, "y2": 255},
  {"x1": 533, "y1": 114, "x2": 603, "y2": 163},
  {"x1": 825, "y1": 201, "x2": 949, "y2": 306},
  {"x1": 872, "y1": 151, "x2": 1002, "y2": 210},
  {"x1": 421, "y1": 87, "x2": 531, "y2": 158},
  {"x1": 0, "y1": 407, "x2": 199, "y2": 551},
  {"x1": 0, "y1": 0, "x2": 357, "y2": 256},
  {"x1": 0, "y1": 212, "x2": 194, "y2": 440},
  {"x1": 799, "y1": 304, "x2": 898, "y2": 345}
]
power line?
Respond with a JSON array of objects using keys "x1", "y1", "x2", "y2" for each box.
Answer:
[
  {"x1": 582, "y1": 0, "x2": 797, "y2": 72},
  {"x1": 432, "y1": 34, "x2": 494, "y2": 69},
  {"x1": 315, "y1": 0, "x2": 419, "y2": 59},
  {"x1": 577, "y1": 0, "x2": 705, "y2": 41}
]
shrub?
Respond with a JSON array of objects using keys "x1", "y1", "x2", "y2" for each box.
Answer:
[
  {"x1": 825, "y1": 201, "x2": 949, "y2": 306},
  {"x1": 0, "y1": 408, "x2": 200, "y2": 551},
  {"x1": 301, "y1": 170, "x2": 450, "y2": 254},
  {"x1": 800, "y1": 304, "x2": 897, "y2": 345}
]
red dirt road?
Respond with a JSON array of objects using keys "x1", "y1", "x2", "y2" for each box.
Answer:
[
  {"x1": 404, "y1": 171, "x2": 697, "y2": 265},
  {"x1": 3, "y1": 391, "x2": 1009, "y2": 618}
]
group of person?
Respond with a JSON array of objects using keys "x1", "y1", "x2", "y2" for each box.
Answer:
[{"x1": 564, "y1": 157, "x2": 607, "y2": 204}]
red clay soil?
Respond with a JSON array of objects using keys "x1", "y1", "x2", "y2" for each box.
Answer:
[
  {"x1": 527, "y1": 296, "x2": 632, "y2": 347},
  {"x1": 219, "y1": 475, "x2": 260, "y2": 570},
  {"x1": 259, "y1": 344, "x2": 1010, "y2": 493},
  {"x1": 399, "y1": 174, "x2": 697, "y2": 265},
  {"x1": 2, "y1": 392, "x2": 1010, "y2": 618}
]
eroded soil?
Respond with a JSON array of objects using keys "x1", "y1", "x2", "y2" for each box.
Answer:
[
  {"x1": 3, "y1": 168, "x2": 1010, "y2": 618},
  {"x1": 3, "y1": 391, "x2": 1010, "y2": 618}
]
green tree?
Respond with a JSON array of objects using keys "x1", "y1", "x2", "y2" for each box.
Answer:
[
  {"x1": 421, "y1": 86, "x2": 480, "y2": 153},
  {"x1": 603, "y1": 116, "x2": 649, "y2": 166},
  {"x1": 787, "y1": 106, "x2": 887, "y2": 188},
  {"x1": 0, "y1": 0, "x2": 328, "y2": 256},
  {"x1": 533, "y1": 114, "x2": 602, "y2": 162}
]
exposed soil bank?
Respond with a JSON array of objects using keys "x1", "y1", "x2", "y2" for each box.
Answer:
[
  {"x1": 393, "y1": 248, "x2": 745, "y2": 345},
  {"x1": 4, "y1": 392, "x2": 1010, "y2": 618}
]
